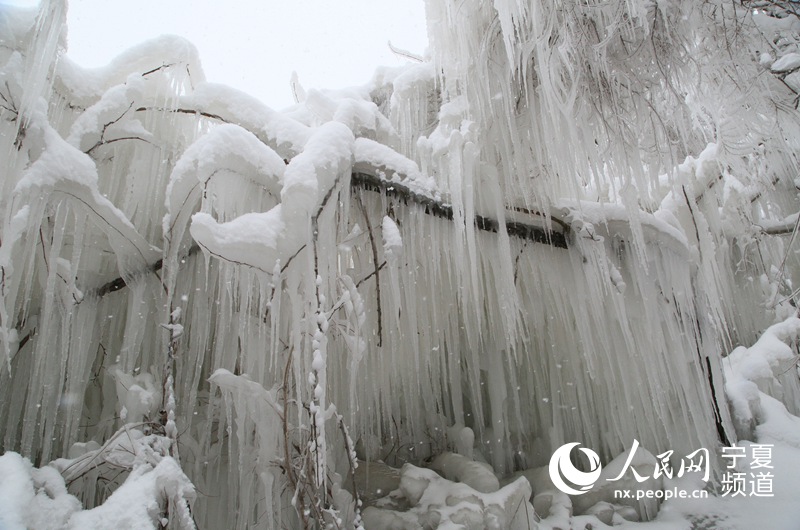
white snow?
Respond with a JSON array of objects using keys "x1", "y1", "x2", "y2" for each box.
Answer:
[
  {"x1": 0, "y1": 452, "x2": 39, "y2": 530},
  {"x1": 354, "y1": 137, "x2": 440, "y2": 198},
  {"x1": 771, "y1": 52, "x2": 800, "y2": 73},
  {"x1": 67, "y1": 457, "x2": 195, "y2": 530},
  {"x1": 361, "y1": 464, "x2": 535, "y2": 529},
  {"x1": 381, "y1": 215, "x2": 403, "y2": 262},
  {"x1": 181, "y1": 82, "x2": 311, "y2": 157},
  {"x1": 56, "y1": 34, "x2": 205, "y2": 104},
  {"x1": 0, "y1": 444, "x2": 194, "y2": 530},
  {"x1": 189, "y1": 121, "x2": 354, "y2": 272}
]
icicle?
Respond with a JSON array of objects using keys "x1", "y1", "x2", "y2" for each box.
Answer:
[{"x1": 4, "y1": 0, "x2": 800, "y2": 527}]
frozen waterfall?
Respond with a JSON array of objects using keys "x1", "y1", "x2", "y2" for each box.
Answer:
[{"x1": 2, "y1": 1, "x2": 800, "y2": 528}]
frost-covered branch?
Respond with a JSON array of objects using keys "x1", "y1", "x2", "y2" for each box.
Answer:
[
  {"x1": 351, "y1": 172, "x2": 570, "y2": 248},
  {"x1": 86, "y1": 167, "x2": 571, "y2": 302},
  {"x1": 757, "y1": 212, "x2": 800, "y2": 235},
  {"x1": 356, "y1": 195, "x2": 383, "y2": 347},
  {"x1": 90, "y1": 245, "x2": 200, "y2": 298}
]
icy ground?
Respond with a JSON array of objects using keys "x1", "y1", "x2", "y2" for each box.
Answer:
[{"x1": 2, "y1": 419, "x2": 800, "y2": 529}]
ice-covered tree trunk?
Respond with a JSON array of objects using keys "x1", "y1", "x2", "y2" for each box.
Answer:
[{"x1": 2, "y1": 0, "x2": 800, "y2": 528}]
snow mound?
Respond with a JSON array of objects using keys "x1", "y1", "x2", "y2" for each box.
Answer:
[{"x1": 362, "y1": 463, "x2": 534, "y2": 530}]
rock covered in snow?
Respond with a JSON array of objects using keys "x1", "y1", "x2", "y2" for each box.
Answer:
[
  {"x1": 428, "y1": 452, "x2": 500, "y2": 493},
  {"x1": 362, "y1": 462, "x2": 534, "y2": 530},
  {"x1": 771, "y1": 52, "x2": 800, "y2": 73},
  {"x1": 0, "y1": 446, "x2": 194, "y2": 530}
]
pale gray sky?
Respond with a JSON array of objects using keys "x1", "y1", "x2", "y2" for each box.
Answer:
[
  {"x1": 0, "y1": 0, "x2": 429, "y2": 107},
  {"x1": 63, "y1": 0, "x2": 429, "y2": 109}
]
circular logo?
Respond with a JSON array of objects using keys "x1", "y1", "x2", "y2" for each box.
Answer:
[{"x1": 548, "y1": 442, "x2": 602, "y2": 495}]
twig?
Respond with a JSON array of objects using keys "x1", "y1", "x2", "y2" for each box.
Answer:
[
  {"x1": 682, "y1": 186, "x2": 702, "y2": 250},
  {"x1": 135, "y1": 106, "x2": 227, "y2": 123},
  {"x1": 86, "y1": 136, "x2": 156, "y2": 156},
  {"x1": 84, "y1": 102, "x2": 135, "y2": 156},
  {"x1": 355, "y1": 261, "x2": 387, "y2": 288},
  {"x1": 356, "y1": 195, "x2": 383, "y2": 347},
  {"x1": 279, "y1": 346, "x2": 308, "y2": 528},
  {"x1": 141, "y1": 63, "x2": 176, "y2": 77},
  {"x1": 92, "y1": 245, "x2": 199, "y2": 298},
  {"x1": 336, "y1": 413, "x2": 362, "y2": 510}
]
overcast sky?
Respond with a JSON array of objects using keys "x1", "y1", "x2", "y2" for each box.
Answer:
[
  {"x1": 61, "y1": 0, "x2": 429, "y2": 110},
  {"x1": 1, "y1": 0, "x2": 429, "y2": 108}
]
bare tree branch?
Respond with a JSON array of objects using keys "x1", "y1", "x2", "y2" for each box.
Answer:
[
  {"x1": 86, "y1": 170, "x2": 570, "y2": 300},
  {"x1": 351, "y1": 172, "x2": 569, "y2": 249}
]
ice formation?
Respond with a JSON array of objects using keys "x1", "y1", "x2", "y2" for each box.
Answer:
[{"x1": 3, "y1": 0, "x2": 800, "y2": 528}]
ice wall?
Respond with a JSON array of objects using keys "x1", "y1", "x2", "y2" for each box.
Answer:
[{"x1": 2, "y1": 0, "x2": 800, "y2": 527}]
